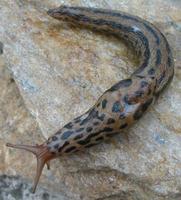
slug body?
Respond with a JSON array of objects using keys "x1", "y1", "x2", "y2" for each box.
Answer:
[{"x1": 6, "y1": 6, "x2": 174, "y2": 192}]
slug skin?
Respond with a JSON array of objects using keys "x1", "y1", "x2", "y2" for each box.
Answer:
[{"x1": 6, "y1": 6, "x2": 174, "y2": 193}]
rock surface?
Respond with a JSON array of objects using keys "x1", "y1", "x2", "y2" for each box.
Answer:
[
  {"x1": 0, "y1": 0, "x2": 181, "y2": 199},
  {"x1": 0, "y1": 175, "x2": 68, "y2": 200},
  {"x1": 0, "y1": 50, "x2": 68, "y2": 199}
]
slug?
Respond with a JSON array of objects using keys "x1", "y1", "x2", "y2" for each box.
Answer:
[{"x1": 6, "y1": 6, "x2": 174, "y2": 193}]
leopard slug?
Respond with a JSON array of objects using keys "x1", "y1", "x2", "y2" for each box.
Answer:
[{"x1": 6, "y1": 5, "x2": 174, "y2": 193}]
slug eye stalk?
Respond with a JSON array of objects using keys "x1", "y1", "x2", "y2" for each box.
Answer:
[{"x1": 6, "y1": 142, "x2": 55, "y2": 193}]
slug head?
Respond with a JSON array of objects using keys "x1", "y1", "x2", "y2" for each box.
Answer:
[
  {"x1": 47, "y1": 5, "x2": 89, "y2": 22},
  {"x1": 47, "y1": 6, "x2": 75, "y2": 20},
  {"x1": 6, "y1": 142, "x2": 56, "y2": 193}
]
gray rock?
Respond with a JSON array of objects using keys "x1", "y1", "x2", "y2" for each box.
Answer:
[
  {"x1": 0, "y1": 175, "x2": 68, "y2": 200},
  {"x1": 0, "y1": 0, "x2": 181, "y2": 200}
]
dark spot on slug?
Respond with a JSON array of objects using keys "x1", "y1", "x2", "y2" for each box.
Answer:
[
  {"x1": 163, "y1": 36, "x2": 173, "y2": 67},
  {"x1": 74, "y1": 134, "x2": 83, "y2": 140},
  {"x1": 76, "y1": 128, "x2": 84, "y2": 132},
  {"x1": 64, "y1": 146, "x2": 77, "y2": 153},
  {"x1": 134, "y1": 90, "x2": 144, "y2": 98},
  {"x1": 103, "y1": 127, "x2": 113, "y2": 132},
  {"x1": 74, "y1": 116, "x2": 82, "y2": 123},
  {"x1": 80, "y1": 108, "x2": 99, "y2": 126},
  {"x1": 85, "y1": 143, "x2": 97, "y2": 148},
  {"x1": 102, "y1": 99, "x2": 107, "y2": 109},
  {"x1": 155, "y1": 72, "x2": 174, "y2": 96},
  {"x1": 108, "y1": 79, "x2": 132, "y2": 91},
  {"x1": 54, "y1": 144, "x2": 59, "y2": 149},
  {"x1": 133, "y1": 98, "x2": 153, "y2": 120},
  {"x1": 148, "y1": 68, "x2": 155, "y2": 76},
  {"x1": 64, "y1": 122, "x2": 73, "y2": 129},
  {"x1": 106, "y1": 132, "x2": 120, "y2": 137},
  {"x1": 168, "y1": 55, "x2": 172, "y2": 67},
  {"x1": 156, "y1": 49, "x2": 161, "y2": 65},
  {"x1": 97, "y1": 102, "x2": 100, "y2": 107},
  {"x1": 92, "y1": 18, "x2": 106, "y2": 25},
  {"x1": 81, "y1": 16, "x2": 90, "y2": 23},
  {"x1": 136, "y1": 75, "x2": 146, "y2": 79},
  {"x1": 61, "y1": 131, "x2": 74, "y2": 140},
  {"x1": 97, "y1": 113, "x2": 105, "y2": 121},
  {"x1": 86, "y1": 127, "x2": 93, "y2": 132},
  {"x1": 157, "y1": 71, "x2": 166, "y2": 85},
  {"x1": 107, "y1": 118, "x2": 115, "y2": 124},
  {"x1": 141, "y1": 81, "x2": 149, "y2": 88},
  {"x1": 123, "y1": 95, "x2": 133, "y2": 105},
  {"x1": 148, "y1": 88, "x2": 152, "y2": 95},
  {"x1": 74, "y1": 119, "x2": 81, "y2": 123},
  {"x1": 133, "y1": 107, "x2": 143, "y2": 120},
  {"x1": 78, "y1": 127, "x2": 115, "y2": 146},
  {"x1": 52, "y1": 136, "x2": 58, "y2": 141},
  {"x1": 93, "y1": 121, "x2": 99, "y2": 126},
  {"x1": 87, "y1": 132, "x2": 100, "y2": 140},
  {"x1": 133, "y1": 32, "x2": 150, "y2": 74},
  {"x1": 58, "y1": 141, "x2": 69, "y2": 152},
  {"x1": 142, "y1": 98, "x2": 153, "y2": 112},
  {"x1": 78, "y1": 138, "x2": 90, "y2": 145},
  {"x1": 112, "y1": 101, "x2": 121, "y2": 112},
  {"x1": 95, "y1": 136, "x2": 104, "y2": 141},
  {"x1": 119, "y1": 112, "x2": 126, "y2": 119},
  {"x1": 143, "y1": 22, "x2": 160, "y2": 45},
  {"x1": 89, "y1": 127, "x2": 114, "y2": 141},
  {"x1": 120, "y1": 123, "x2": 128, "y2": 129},
  {"x1": 55, "y1": 130, "x2": 61, "y2": 135}
]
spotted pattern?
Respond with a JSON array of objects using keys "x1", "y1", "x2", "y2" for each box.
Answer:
[
  {"x1": 156, "y1": 49, "x2": 161, "y2": 65},
  {"x1": 106, "y1": 132, "x2": 120, "y2": 137},
  {"x1": 107, "y1": 118, "x2": 116, "y2": 124},
  {"x1": 140, "y1": 81, "x2": 149, "y2": 88},
  {"x1": 64, "y1": 146, "x2": 77, "y2": 153},
  {"x1": 74, "y1": 134, "x2": 83, "y2": 140},
  {"x1": 86, "y1": 127, "x2": 93, "y2": 132},
  {"x1": 96, "y1": 136, "x2": 104, "y2": 141},
  {"x1": 58, "y1": 141, "x2": 69, "y2": 152},
  {"x1": 6, "y1": 7, "x2": 175, "y2": 194},
  {"x1": 93, "y1": 121, "x2": 99, "y2": 126},
  {"x1": 148, "y1": 68, "x2": 155, "y2": 76},
  {"x1": 134, "y1": 90, "x2": 144, "y2": 98},
  {"x1": 52, "y1": 136, "x2": 58, "y2": 141},
  {"x1": 61, "y1": 131, "x2": 74, "y2": 140},
  {"x1": 123, "y1": 95, "x2": 133, "y2": 105},
  {"x1": 44, "y1": 6, "x2": 174, "y2": 156},
  {"x1": 102, "y1": 99, "x2": 107, "y2": 109},
  {"x1": 119, "y1": 113, "x2": 126, "y2": 119},
  {"x1": 64, "y1": 122, "x2": 73, "y2": 129},
  {"x1": 112, "y1": 101, "x2": 121, "y2": 112},
  {"x1": 76, "y1": 128, "x2": 84, "y2": 132}
]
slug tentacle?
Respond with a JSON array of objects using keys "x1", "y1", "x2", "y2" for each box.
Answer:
[{"x1": 6, "y1": 143, "x2": 55, "y2": 193}]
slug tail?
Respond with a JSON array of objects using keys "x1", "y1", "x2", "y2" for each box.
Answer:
[{"x1": 6, "y1": 142, "x2": 55, "y2": 193}]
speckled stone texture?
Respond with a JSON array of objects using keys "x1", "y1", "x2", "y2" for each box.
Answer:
[
  {"x1": 0, "y1": 0, "x2": 181, "y2": 199},
  {"x1": 0, "y1": 175, "x2": 68, "y2": 200},
  {"x1": 0, "y1": 51, "x2": 68, "y2": 199}
]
